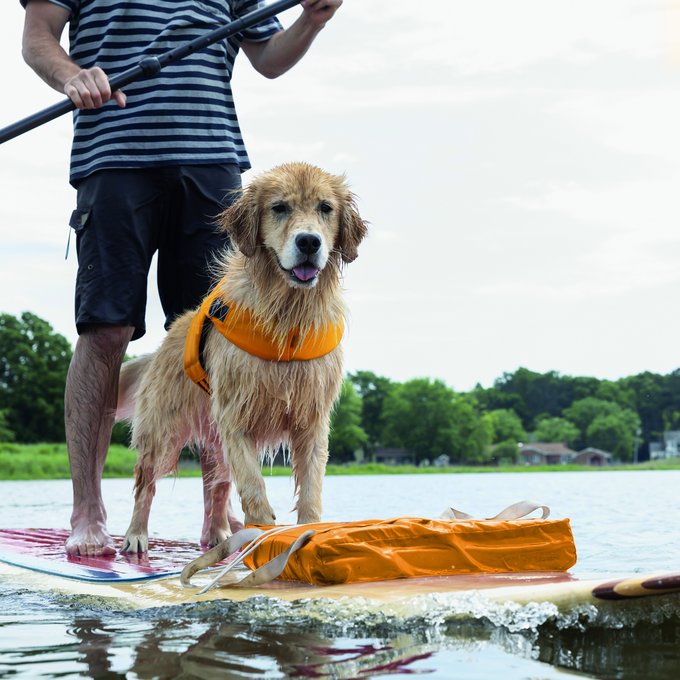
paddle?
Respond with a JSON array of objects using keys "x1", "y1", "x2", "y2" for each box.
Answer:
[{"x1": 0, "y1": 0, "x2": 301, "y2": 145}]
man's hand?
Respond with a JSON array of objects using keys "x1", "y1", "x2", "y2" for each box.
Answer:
[
  {"x1": 300, "y1": 0, "x2": 343, "y2": 29},
  {"x1": 64, "y1": 67, "x2": 127, "y2": 110},
  {"x1": 23, "y1": 0, "x2": 126, "y2": 110},
  {"x1": 241, "y1": 0, "x2": 343, "y2": 78}
]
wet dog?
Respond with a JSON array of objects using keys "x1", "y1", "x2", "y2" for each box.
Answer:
[{"x1": 115, "y1": 162, "x2": 367, "y2": 552}]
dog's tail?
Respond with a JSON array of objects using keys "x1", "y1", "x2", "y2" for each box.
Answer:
[{"x1": 116, "y1": 355, "x2": 153, "y2": 422}]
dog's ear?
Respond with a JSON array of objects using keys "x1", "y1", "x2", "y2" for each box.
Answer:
[
  {"x1": 337, "y1": 195, "x2": 368, "y2": 263},
  {"x1": 218, "y1": 188, "x2": 259, "y2": 257}
]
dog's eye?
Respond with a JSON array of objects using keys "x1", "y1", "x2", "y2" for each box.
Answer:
[
  {"x1": 318, "y1": 201, "x2": 333, "y2": 215},
  {"x1": 271, "y1": 202, "x2": 290, "y2": 215}
]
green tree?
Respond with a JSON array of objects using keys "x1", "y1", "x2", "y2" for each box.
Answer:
[
  {"x1": 329, "y1": 380, "x2": 368, "y2": 462},
  {"x1": 663, "y1": 409, "x2": 680, "y2": 431},
  {"x1": 476, "y1": 371, "x2": 603, "y2": 431},
  {"x1": 492, "y1": 439, "x2": 520, "y2": 464},
  {"x1": 569, "y1": 375, "x2": 602, "y2": 403},
  {"x1": 348, "y1": 370, "x2": 394, "y2": 454},
  {"x1": 562, "y1": 397, "x2": 621, "y2": 448},
  {"x1": 563, "y1": 397, "x2": 620, "y2": 432},
  {"x1": 0, "y1": 312, "x2": 72, "y2": 442},
  {"x1": 586, "y1": 414, "x2": 635, "y2": 461},
  {"x1": 533, "y1": 416, "x2": 579, "y2": 447},
  {"x1": 381, "y1": 379, "x2": 490, "y2": 464},
  {"x1": 483, "y1": 408, "x2": 526, "y2": 444},
  {"x1": 0, "y1": 410, "x2": 14, "y2": 442},
  {"x1": 663, "y1": 370, "x2": 680, "y2": 429},
  {"x1": 451, "y1": 394, "x2": 494, "y2": 464},
  {"x1": 381, "y1": 378, "x2": 455, "y2": 463},
  {"x1": 472, "y1": 383, "x2": 524, "y2": 418},
  {"x1": 563, "y1": 396, "x2": 640, "y2": 455},
  {"x1": 594, "y1": 381, "x2": 636, "y2": 409},
  {"x1": 492, "y1": 368, "x2": 593, "y2": 429},
  {"x1": 619, "y1": 372, "x2": 666, "y2": 447}
]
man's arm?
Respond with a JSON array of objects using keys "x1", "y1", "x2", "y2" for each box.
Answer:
[
  {"x1": 241, "y1": 0, "x2": 342, "y2": 79},
  {"x1": 22, "y1": 0, "x2": 125, "y2": 109}
]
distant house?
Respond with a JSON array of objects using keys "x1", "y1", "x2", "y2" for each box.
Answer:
[
  {"x1": 373, "y1": 448, "x2": 415, "y2": 465},
  {"x1": 650, "y1": 431, "x2": 680, "y2": 460},
  {"x1": 520, "y1": 442, "x2": 614, "y2": 466},
  {"x1": 572, "y1": 448, "x2": 612, "y2": 467},
  {"x1": 649, "y1": 442, "x2": 664, "y2": 459},
  {"x1": 519, "y1": 442, "x2": 577, "y2": 466}
]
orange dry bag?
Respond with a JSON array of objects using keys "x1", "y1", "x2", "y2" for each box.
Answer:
[
  {"x1": 242, "y1": 515, "x2": 576, "y2": 586},
  {"x1": 180, "y1": 502, "x2": 577, "y2": 592}
]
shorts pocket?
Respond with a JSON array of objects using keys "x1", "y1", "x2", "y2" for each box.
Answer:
[
  {"x1": 69, "y1": 207, "x2": 97, "y2": 279},
  {"x1": 69, "y1": 208, "x2": 91, "y2": 233},
  {"x1": 66, "y1": 207, "x2": 91, "y2": 259}
]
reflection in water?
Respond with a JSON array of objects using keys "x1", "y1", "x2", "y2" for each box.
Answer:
[
  {"x1": 68, "y1": 618, "x2": 118, "y2": 678},
  {"x1": 64, "y1": 617, "x2": 436, "y2": 679},
  {"x1": 2, "y1": 579, "x2": 680, "y2": 679},
  {"x1": 16, "y1": 605, "x2": 669, "y2": 679},
  {"x1": 177, "y1": 627, "x2": 433, "y2": 678},
  {"x1": 534, "y1": 617, "x2": 680, "y2": 680}
]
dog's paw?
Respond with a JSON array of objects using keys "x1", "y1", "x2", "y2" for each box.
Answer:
[
  {"x1": 201, "y1": 526, "x2": 231, "y2": 548},
  {"x1": 121, "y1": 532, "x2": 149, "y2": 554}
]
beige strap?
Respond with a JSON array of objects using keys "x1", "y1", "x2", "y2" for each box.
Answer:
[
  {"x1": 219, "y1": 529, "x2": 315, "y2": 591},
  {"x1": 440, "y1": 500, "x2": 550, "y2": 521},
  {"x1": 180, "y1": 528, "x2": 262, "y2": 587},
  {"x1": 181, "y1": 526, "x2": 315, "y2": 595}
]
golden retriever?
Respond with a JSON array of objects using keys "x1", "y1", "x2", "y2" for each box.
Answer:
[{"x1": 115, "y1": 162, "x2": 367, "y2": 552}]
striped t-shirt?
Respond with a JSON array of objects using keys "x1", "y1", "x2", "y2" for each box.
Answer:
[{"x1": 24, "y1": 0, "x2": 282, "y2": 183}]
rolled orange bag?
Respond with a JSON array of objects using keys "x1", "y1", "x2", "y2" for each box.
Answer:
[{"x1": 243, "y1": 516, "x2": 576, "y2": 585}]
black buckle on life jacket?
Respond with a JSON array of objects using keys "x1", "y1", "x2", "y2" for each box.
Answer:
[
  {"x1": 197, "y1": 300, "x2": 230, "y2": 395},
  {"x1": 196, "y1": 376, "x2": 212, "y2": 396},
  {"x1": 208, "y1": 299, "x2": 230, "y2": 322}
]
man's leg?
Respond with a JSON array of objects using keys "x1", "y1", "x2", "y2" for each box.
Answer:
[
  {"x1": 66, "y1": 169, "x2": 161, "y2": 555},
  {"x1": 157, "y1": 164, "x2": 239, "y2": 328},
  {"x1": 64, "y1": 325, "x2": 134, "y2": 556}
]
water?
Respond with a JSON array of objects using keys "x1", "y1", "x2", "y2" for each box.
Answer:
[{"x1": 1, "y1": 470, "x2": 680, "y2": 678}]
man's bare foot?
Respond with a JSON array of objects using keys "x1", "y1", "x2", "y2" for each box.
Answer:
[{"x1": 66, "y1": 518, "x2": 116, "y2": 556}]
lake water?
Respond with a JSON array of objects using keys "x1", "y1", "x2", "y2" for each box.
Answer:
[{"x1": 1, "y1": 470, "x2": 680, "y2": 678}]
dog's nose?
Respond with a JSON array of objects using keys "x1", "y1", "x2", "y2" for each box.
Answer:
[{"x1": 295, "y1": 232, "x2": 322, "y2": 255}]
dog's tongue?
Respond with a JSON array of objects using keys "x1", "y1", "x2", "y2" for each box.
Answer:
[{"x1": 293, "y1": 264, "x2": 319, "y2": 282}]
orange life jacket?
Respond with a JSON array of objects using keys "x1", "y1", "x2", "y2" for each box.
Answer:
[{"x1": 183, "y1": 282, "x2": 344, "y2": 395}]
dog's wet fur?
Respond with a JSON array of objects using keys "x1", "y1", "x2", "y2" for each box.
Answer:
[{"x1": 115, "y1": 162, "x2": 367, "y2": 552}]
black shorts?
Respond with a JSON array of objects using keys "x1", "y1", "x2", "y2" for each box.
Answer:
[{"x1": 69, "y1": 164, "x2": 241, "y2": 340}]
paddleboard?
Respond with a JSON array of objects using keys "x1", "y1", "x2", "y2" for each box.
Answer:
[
  {"x1": 1, "y1": 528, "x2": 680, "y2": 613},
  {"x1": 0, "y1": 528, "x2": 216, "y2": 582}
]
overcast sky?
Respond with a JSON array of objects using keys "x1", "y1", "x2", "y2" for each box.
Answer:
[{"x1": 2, "y1": 0, "x2": 680, "y2": 391}]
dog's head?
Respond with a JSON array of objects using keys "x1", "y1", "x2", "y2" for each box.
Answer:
[{"x1": 220, "y1": 162, "x2": 367, "y2": 288}]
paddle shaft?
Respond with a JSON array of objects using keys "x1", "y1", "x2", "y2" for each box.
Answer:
[{"x1": 0, "y1": 0, "x2": 301, "y2": 145}]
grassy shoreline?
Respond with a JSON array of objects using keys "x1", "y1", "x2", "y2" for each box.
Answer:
[{"x1": 1, "y1": 443, "x2": 679, "y2": 481}]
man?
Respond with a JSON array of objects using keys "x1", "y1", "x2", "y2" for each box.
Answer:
[{"x1": 21, "y1": 0, "x2": 342, "y2": 556}]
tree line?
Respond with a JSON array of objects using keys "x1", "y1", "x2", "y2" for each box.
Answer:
[{"x1": 2, "y1": 312, "x2": 678, "y2": 464}]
